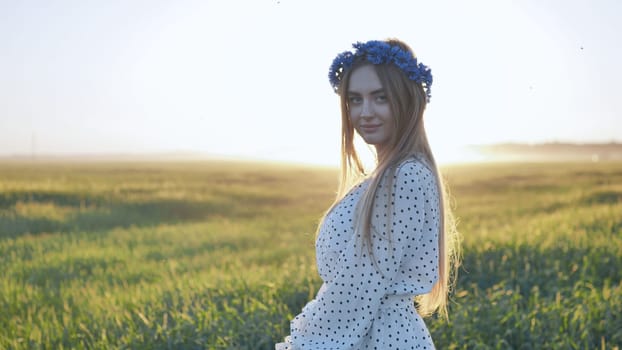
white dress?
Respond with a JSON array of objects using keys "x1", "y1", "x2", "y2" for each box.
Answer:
[{"x1": 277, "y1": 158, "x2": 440, "y2": 350}]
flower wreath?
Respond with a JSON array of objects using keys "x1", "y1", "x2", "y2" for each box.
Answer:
[{"x1": 328, "y1": 40, "x2": 433, "y2": 102}]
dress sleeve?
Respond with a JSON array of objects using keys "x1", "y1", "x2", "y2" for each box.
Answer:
[{"x1": 285, "y1": 161, "x2": 439, "y2": 350}]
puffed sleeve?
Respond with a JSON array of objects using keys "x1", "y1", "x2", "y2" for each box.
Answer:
[{"x1": 284, "y1": 160, "x2": 438, "y2": 350}]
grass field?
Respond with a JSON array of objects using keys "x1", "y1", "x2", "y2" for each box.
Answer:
[{"x1": 0, "y1": 159, "x2": 620, "y2": 349}]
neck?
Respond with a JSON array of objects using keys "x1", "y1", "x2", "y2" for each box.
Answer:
[{"x1": 375, "y1": 145, "x2": 390, "y2": 165}]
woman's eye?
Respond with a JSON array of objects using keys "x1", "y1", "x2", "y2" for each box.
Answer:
[
  {"x1": 376, "y1": 95, "x2": 388, "y2": 102},
  {"x1": 348, "y1": 96, "x2": 362, "y2": 104}
]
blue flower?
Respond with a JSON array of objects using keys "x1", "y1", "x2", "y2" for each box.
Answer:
[
  {"x1": 328, "y1": 51, "x2": 355, "y2": 93},
  {"x1": 328, "y1": 40, "x2": 433, "y2": 102}
]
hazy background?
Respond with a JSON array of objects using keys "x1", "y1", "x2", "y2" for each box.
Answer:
[{"x1": 1, "y1": 0, "x2": 620, "y2": 165}]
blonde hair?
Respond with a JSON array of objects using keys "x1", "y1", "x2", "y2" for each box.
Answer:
[{"x1": 327, "y1": 39, "x2": 460, "y2": 319}]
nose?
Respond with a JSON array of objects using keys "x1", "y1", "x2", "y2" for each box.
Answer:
[{"x1": 360, "y1": 99, "x2": 373, "y2": 118}]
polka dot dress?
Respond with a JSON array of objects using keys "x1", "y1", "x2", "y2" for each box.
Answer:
[{"x1": 277, "y1": 158, "x2": 440, "y2": 350}]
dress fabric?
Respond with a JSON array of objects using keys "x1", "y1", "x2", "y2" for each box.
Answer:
[{"x1": 276, "y1": 158, "x2": 440, "y2": 350}]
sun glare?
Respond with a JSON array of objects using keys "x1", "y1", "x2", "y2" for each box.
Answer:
[
  {"x1": 434, "y1": 144, "x2": 490, "y2": 165},
  {"x1": 351, "y1": 136, "x2": 489, "y2": 168}
]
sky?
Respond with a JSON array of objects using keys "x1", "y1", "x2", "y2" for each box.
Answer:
[{"x1": 1, "y1": 0, "x2": 620, "y2": 165}]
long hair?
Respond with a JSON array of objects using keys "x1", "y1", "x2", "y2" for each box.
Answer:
[{"x1": 328, "y1": 39, "x2": 461, "y2": 319}]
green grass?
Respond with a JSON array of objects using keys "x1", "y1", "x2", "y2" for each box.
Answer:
[{"x1": 0, "y1": 160, "x2": 620, "y2": 349}]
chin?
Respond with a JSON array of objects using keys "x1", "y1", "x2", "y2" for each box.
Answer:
[{"x1": 363, "y1": 138, "x2": 384, "y2": 145}]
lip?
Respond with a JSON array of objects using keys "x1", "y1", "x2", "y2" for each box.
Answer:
[{"x1": 360, "y1": 124, "x2": 381, "y2": 132}]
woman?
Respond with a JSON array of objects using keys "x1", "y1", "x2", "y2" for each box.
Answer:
[{"x1": 276, "y1": 39, "x2": 460, "y2": 349}]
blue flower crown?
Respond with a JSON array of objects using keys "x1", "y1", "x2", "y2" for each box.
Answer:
[{"x1": 328, "y1": 40, "x2": 433, "y2": 102}]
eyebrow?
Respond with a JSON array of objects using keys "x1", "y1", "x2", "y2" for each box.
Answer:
[{"x1": 347, "y1": 88, "x2": 385, "y2": 96}]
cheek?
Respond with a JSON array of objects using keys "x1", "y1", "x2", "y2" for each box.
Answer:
[
  {"x1": 347, "y1": 108, "x2": 360, "y2": 124},
  {"x1": 381, "y1": 107, "x2": 396, "y2": 125},
  {"x1": 382, "y1": 111, "x2": 397, "y2": 136},
  {"x1": 378, "y1": 105, "x2": 393, "y2": 118}
]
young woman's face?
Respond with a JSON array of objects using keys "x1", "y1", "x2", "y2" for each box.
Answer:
[{"x1": 346, "y1": 65, "x2": 394, "y2": 154}]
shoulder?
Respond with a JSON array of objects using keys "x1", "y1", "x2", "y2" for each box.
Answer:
[
  {"x1": 383, "y1": 157, "x2": 438, "y2": 201},
  {"x1": 392, "y1": 157, "x2": 435, "y2": 183}
]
